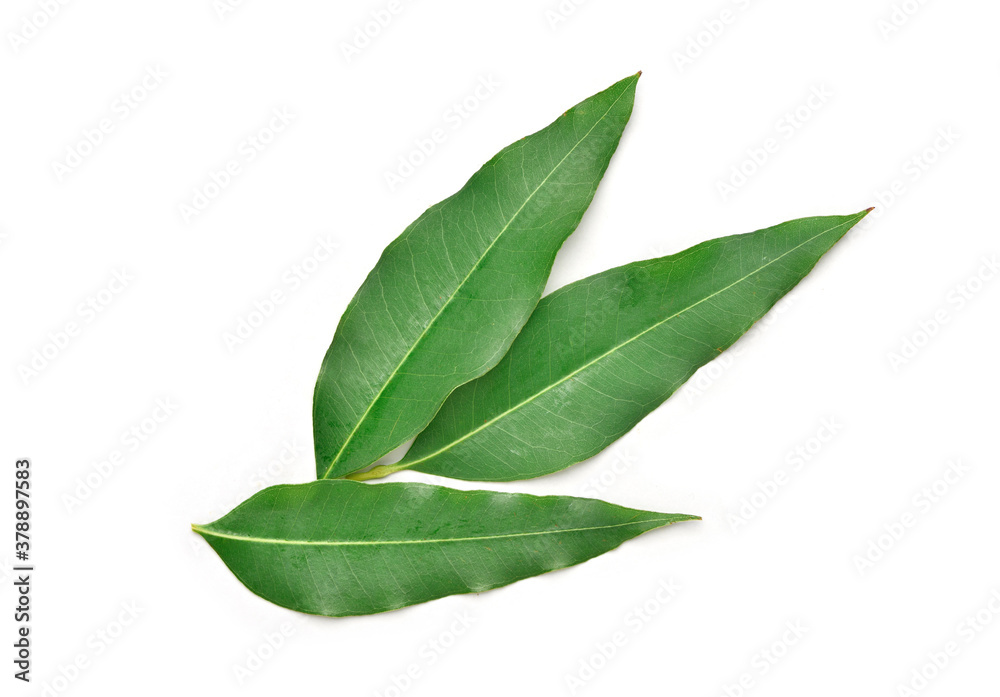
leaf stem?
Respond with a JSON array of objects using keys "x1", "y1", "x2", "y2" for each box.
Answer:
[{"x1": 344, "y1": 462, "x2": 412, "y2": 481}]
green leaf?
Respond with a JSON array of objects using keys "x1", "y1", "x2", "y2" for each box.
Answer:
[
  {"x1": 192, "y1": 480, "x2": 696, "y2": 617},
  {"x1": 314, "y1": 74, "x2": 639, "y2": 479},
  {"x1": 356, "y1": 210, "x2": 870, "y2": 482}
]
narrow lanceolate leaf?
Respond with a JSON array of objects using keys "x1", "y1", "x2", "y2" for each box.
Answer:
[
  {"x1": 314, "y1": 75, "x2": 639, "y2": 479},
  {"x1": 357, "y1": 210, "x2": 870, "y2": 482},
  {"x1": 193, "y1": 480, "x2": 696, "y2": 617}
]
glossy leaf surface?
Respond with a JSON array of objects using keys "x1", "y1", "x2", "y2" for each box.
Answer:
[
  {"x1": 314, "y1": 75, "x2": 639, "y2": 479},
  {"x1": 193, "y1": 480, "x2": 696, "y2": 617},
  {"x1": 365, "y1": 211, "x2": 869, "y2": 481}
]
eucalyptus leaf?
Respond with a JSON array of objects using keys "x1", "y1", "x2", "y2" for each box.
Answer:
[
  {"x1": 314, "y1": 74, "x2": 639, "y2": 479},
  {"x1": 193, "y1": 480, "x2": 696, "y2": 617},
  {"x1": 354, "y1": 211, "x2": 870, "y2": 482}
]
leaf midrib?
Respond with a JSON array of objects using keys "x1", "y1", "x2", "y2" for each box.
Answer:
[
  {"x1": 402, "y1": 215, "x2": 862, "y2": 470},
  {"x1": 320, "y1": 78, "x2": 637, "y2": 479},
  {"x1": 192, "y1": 516, "x2": 681, "y2": 547}
]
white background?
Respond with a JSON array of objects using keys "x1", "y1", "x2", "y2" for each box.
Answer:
[{"x1": 1, "y1": 0, "x2": 998, "y2": 695}]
